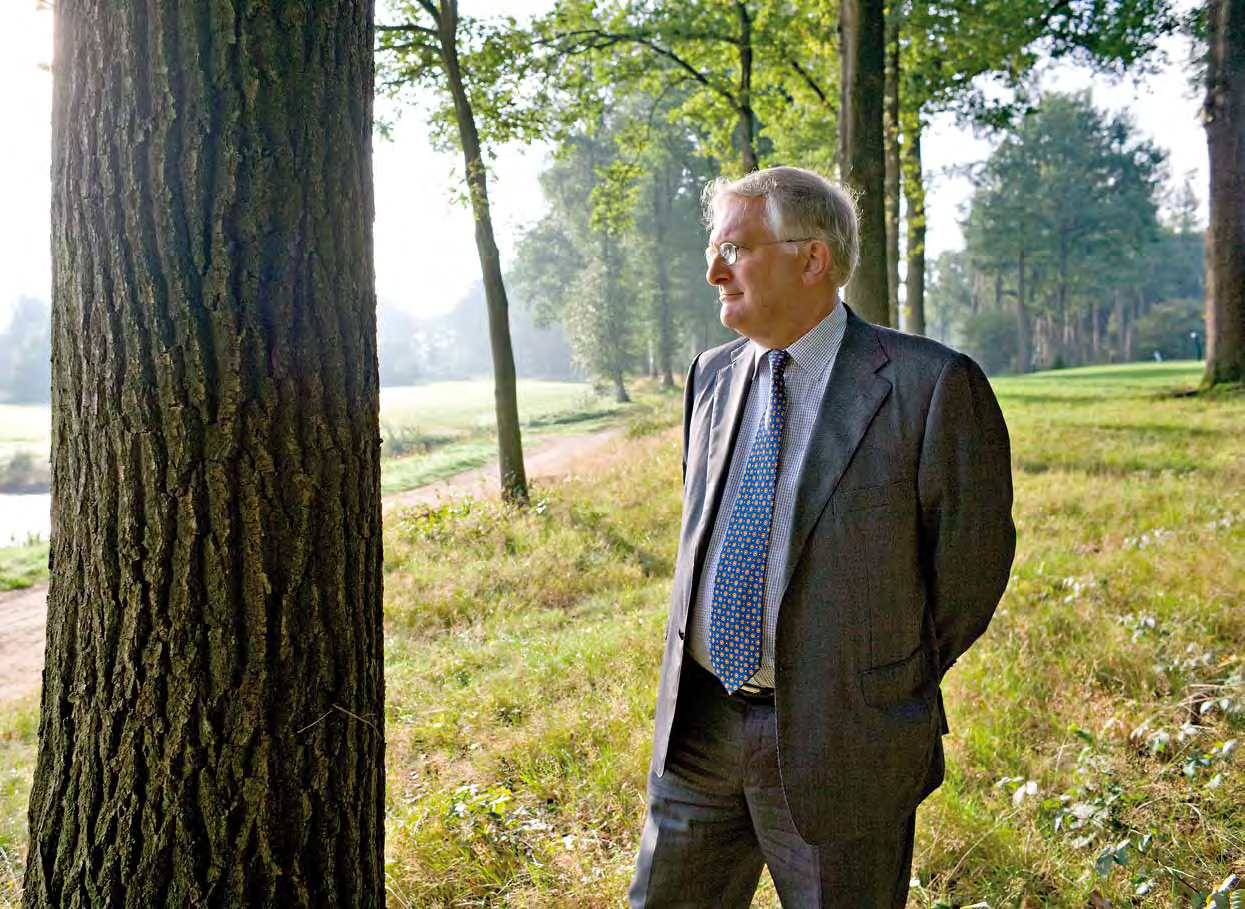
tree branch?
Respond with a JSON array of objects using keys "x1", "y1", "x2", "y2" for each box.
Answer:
[
  {"x1": 553, "y1": 28, "x2": 736, "y2": 106},
  {"x1": 788, "y1": 58, "x2": 830, "y2": 107},
  {"x1": 376, "y1": 22, "x2": 439, "y2": 38}
]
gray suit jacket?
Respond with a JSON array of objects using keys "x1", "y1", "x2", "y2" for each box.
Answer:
[{"x1": 650, "y1": 306, "x2": 1016, "y2": 844}]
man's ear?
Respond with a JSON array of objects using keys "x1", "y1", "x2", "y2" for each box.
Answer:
[{"x1": 801, "y1": 239, "x2": 833, "y2": 286}]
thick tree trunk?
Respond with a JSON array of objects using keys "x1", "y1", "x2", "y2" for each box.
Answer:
[
  {"x1": 439, "y1": 0, "x2": 529, "y2": 502},
  {"x1": 883, "y1": 10, "x2": 901, "y2": 328},
  {"x1": 838, "y1": 0, "x2": 889, "y2": 325},
  {"x1": 1203, "y1": 0, "x2": 1245, "y2": 386},
  {"x1": 26, "y1": 3, "x2": 385, "y2": 906},
  {"x1": 903, "y1": 122, "x2": 926, "y2": 336}
]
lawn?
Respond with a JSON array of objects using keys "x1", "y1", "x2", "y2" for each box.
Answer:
[{"x1": 2, "y1": 362, "x2": 1243, "y2": 907}]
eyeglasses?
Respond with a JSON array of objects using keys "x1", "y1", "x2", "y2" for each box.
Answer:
[{"x1": 704, "y1": 238, "x2": 813, "y2": 267}]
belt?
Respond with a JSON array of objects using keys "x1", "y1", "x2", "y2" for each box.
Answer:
[
  {"x1": 687, "y1": 658, "x2": 774, "y2": 703},
  {"x1": 733, "y1": 684, "x2": 775, "y2": 704}
]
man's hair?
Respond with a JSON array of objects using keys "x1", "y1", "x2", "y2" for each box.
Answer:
[{"x1": 702, "y1": 166, "x2": 860, "y2": 289}]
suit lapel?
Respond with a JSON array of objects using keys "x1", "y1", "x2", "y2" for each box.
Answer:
[
  {"x1": 779, "y1": 310, "x2": 892, "y2": 595},
  {"x1": 694, "y1": 344, "x2": 755, "y2": 560}
]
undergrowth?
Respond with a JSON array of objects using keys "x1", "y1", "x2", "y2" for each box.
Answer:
[{"x1": 1, "y1": 364, "x2": 1241, "y2": 907}]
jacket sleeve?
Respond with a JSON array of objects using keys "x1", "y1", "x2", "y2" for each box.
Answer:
[{"x1": 917, "y1": 353, "x2": 1016, "y2": 676}]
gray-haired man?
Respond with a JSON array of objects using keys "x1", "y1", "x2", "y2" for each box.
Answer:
[{"x1": 630, "y1": 166, "x2": 1015, "y2": 907}]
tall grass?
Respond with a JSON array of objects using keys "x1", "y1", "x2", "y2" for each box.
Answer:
[{"x1": 1, "y1": 364, "x2": 1242, "y2": 907}]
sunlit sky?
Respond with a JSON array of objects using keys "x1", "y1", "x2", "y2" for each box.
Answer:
[{"x1": 0, "y1": 4, "x2": 1208, "y2": 331}]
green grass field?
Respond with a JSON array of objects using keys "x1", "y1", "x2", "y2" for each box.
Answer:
[
  {"x1": 0, "y1": 380, "x2": 622, "y2": 500},
  {"x1": 2, "y1": 362, "x2": 1243, "y2": 907}
]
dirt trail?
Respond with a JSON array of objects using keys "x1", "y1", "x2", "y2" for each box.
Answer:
[{"x1": 0, "y1": 429, "x2": 623, "y2": 705}]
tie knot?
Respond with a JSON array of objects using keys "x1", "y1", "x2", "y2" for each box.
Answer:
[{"x1": 767, "y1": 349, "x2": 790, "y2": 377}]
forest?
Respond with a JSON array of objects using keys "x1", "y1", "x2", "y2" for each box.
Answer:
[{"x1": 0, "y1": 0, "x2": 1242, "y2": 907}]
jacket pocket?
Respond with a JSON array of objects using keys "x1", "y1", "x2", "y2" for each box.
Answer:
[
  {"x1": 831, "y1": 479, "x2": 909, "y2": 514},
  {"x1": 859, "y1": 645, "x2": 934, "y2": 707}
]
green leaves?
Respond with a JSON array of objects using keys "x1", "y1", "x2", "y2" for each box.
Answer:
[
  {"x1": 377, "y1": 1, "x2": 550, "y2": 154},
  {"x1": 540, "y1": 0, "x2": 839, "y2": 173}
]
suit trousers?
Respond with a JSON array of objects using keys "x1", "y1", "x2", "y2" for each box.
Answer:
[{"x1": 629, "y1": 660, "x2": 915, "y2": 908}]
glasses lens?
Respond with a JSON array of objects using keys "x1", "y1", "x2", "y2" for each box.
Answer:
[{"x1": 720, "y1": 243, "x2": 737, "y2": 265}]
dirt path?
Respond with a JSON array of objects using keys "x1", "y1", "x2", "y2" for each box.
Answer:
[{"x1": 0, "y1": 428, "x2": 623, "y2": 705}]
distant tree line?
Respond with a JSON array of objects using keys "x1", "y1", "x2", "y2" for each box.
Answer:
[
  {"x1": 378, "y1": 283, "x2": 578, "y2": 386},
  {"x1": 0, "y1": 289, "x2": 573, "y2": 401},
  {"x1": 0, "y1": 295, "x2": 51, "y2": 404},
  {"x1": 510, "y1": 89, "x2": 737, "y2": 403},
  {"x1": 926, "y1": 92, "x2": 1206, "y2": 374}
]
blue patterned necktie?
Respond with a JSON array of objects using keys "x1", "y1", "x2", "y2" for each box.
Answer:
[{"x1": 710, "y1": 348, "x2": 790, "y2": 692}]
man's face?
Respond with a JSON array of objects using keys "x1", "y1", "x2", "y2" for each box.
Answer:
[{"x1": 706, "y1": 196, "x2": 806, "y2": 347}]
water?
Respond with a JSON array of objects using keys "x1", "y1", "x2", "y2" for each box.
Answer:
[{"x1": 0, "y1": 493, "x2": 51, "y2": 547}]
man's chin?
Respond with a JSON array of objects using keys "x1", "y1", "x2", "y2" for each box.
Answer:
[{"x1": 719, "y1": 298, "x2": 745, "y2": 333}]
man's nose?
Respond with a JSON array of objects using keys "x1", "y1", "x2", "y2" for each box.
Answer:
[{"x1": 706, "y1": 254, "x2": 729, "y2": 286}]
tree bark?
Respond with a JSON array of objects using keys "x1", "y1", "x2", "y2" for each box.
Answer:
[
  {"x1": 884, "y1": 7, "x2": 901, "y2": 328},
  {"x1": 26, "y1": 3, "x2": 385, "y2": 906},
  {"x1": 903, "y1": 121, "x2": 927, "y2": 336},
  {"x1": 438, "y1": 0, "x2": 529, "y2": 502},
  {"x1": 735, "y1": 1, "x2": 759, "y2": 172},
  {"x1": 838, "y1": 0, "x2": 889, "y2": 325},
  {"x1": 1203, "y1": 0, "x2": 1245, "y2": 386}
]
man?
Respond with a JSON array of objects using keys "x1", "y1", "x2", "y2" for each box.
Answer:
[{"x1": 629, "y1": 166, "x2": 1016, "y2": 907}]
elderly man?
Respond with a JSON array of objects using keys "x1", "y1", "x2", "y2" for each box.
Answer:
[{"x1": 629, "y1": 166, "x2": 1016, "y2": 907}]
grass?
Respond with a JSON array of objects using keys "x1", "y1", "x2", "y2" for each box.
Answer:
[
  {"x1": 377, "y1": 381, "x2": 634, "y2": 496},
  {"x1": 0, "y1": 543, "x2": 47, "y2": 592},
  {"x1": 2, "y1": 362, "x2": 1244, "y2": 907},
  {"x1": 0, "y1": 699, "x2": 36, "y2": 904},
  {"x1": 0, "y1": 379, "x2": 647, "y2": 589}
]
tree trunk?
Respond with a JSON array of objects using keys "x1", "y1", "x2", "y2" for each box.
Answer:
[
  {"x1": 439, "y1": 0, "x2": 529, "y2": 502},
  {"x1": 1203, "y1": 0, "x2": 1245, "y2": 386},
  {"x1": 735, "y1": 1, "x2": 759, "y2": 172},
  {"x1": 1126, "y1": 293, "x2": 1139, "y2": 360},
  {"x1": 1016, "y1": 244, "x2": 1030, "y2": 372},
  {"x1": 1091, "y1": 303, "x2": 1102, "y2": 361},
  {"x1": 903, "y1": 121, "x2": 927, "y2": 336},
  {"x1": 1120, "y1": 290, "x2": 1130, "y2": 361},
  {"x1": 655, "y1": 272, "x2": 676, "y2": 388},
  {"x1": 652, "y1": 166, "x2": 677, "y2": 388},
  {"x1": 883, "y1": 8, "x2": 901, "y2": 328},
  {"x1": 838, "y1": 0, "x2": 889, "y2": 325},
  {"x1": 26, "y1": 3, "x2": 385, "y2": 906},
  {"x1": 601, "y1": 232, "x2": 632, "y2": 403}
]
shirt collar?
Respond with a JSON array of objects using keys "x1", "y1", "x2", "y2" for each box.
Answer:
[{"x1": 748, "y1": 301, "x2": 846, "y2": 378}]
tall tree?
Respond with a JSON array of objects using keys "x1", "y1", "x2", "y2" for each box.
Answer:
[
  {"x1": 839, "y1": 0, "x2": 889, "y2": 324},
  {"x1": 379, "y1": 0, "x2": 530, "y2": 503},
  {"x1": 513, "y1": 126, "x2": 641, "y2": 401},
  {"x1": 964, "y1": 93, "x2": 1164, "y2": 370},
  {"x1": 883, "y1": 4, "x2": 902, "y2": 327},
  {"x1": 1203, "y1": 0, "x2": 1245, "y2": 385},
  {"x1": 546, "y1": 0, "x2": 838, "y2": 175},
  {"x1": 895, "y1": 0, "x2": 1177, "y2": 336},
  {"x1": 25, "y1": 2, "x2": 384, "y2": 906}
]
